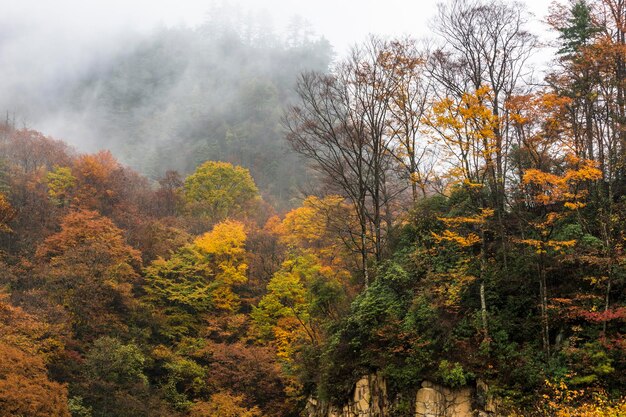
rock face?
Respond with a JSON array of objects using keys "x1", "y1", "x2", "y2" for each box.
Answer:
[
  {"x1": 414, "y1": 381, "x2": 473, "y2": 417},
  {"x1": 310, "y1": 373, "x2": 387, "y2": 417},
  {"x1": 307, "y1": 375, "x2": 500, "y2": 417}
]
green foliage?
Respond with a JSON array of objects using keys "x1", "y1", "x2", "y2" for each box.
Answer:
[
  {"x1": 318, "y1": 260, "x2": 434, "y2": 401},
  {"x1": 437, "y1": 360, "x2": 471, "y2": 388},
  {"x1": 145, "y1": 247, "x2": 214, "y2": 320},
  {"x1": 161, "y1": 355, "x2": 208, "y2": 410},
  {"x1": 67, "y1": 397, "x2": 93, "y2": 417},
  {"x1": 566, "y1": 342, "x2": 615, "y2": 386},
  {"x1": 557, "y1": 0, "x2": 601, "y2": 55},
  {"x1": 252, "y1": 254, "x2": 311, "y2": 335},
  {"x1": 84, "y1": 337, "x2": 148, "y2": 387}
]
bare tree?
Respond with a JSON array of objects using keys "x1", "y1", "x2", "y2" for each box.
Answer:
[
  {"x1": 284, "y1": 36, "x2": 400, "y2": 286},
  {"x1": 384, "y1": 38, "x2": 436, "y2": 202}
]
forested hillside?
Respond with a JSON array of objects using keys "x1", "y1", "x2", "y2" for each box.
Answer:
[
  {"x1": 2, "y1": 10, "x2": 332, "y2": 207},
  {"x1": 1, "y1": 0, "x2": 626, "y2": 416}
]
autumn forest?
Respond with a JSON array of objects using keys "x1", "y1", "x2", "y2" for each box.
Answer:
[{"x1": 1, "y1": 0, "x2": 626, "y2": 416}]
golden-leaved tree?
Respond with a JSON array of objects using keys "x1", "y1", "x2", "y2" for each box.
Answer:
[
  {"x1": 183, "y1": 161, "x2": 259, "y2": 223},
  {"x1": 145, "y1": 220, "x2": 248, "y2": 339},
  {"x1": 426, "y1": 85, "x2": 501, "y2": 340}
]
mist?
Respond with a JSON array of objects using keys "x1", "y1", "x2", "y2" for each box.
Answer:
[{"x1": 0, "y1": 0, "x2": 556, "y2": 205}]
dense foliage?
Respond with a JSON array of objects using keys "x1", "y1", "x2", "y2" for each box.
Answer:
[{"x1": 1, "y1": 1, "x2": 625, "y2": 416}]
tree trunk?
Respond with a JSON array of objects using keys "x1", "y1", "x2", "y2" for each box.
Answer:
[
  {"x1": 480, "y1": 231, "x2": 489, "y2": 341},
  {"x1": 538, "y1": 255, "x2": 550, "y2": 357}
]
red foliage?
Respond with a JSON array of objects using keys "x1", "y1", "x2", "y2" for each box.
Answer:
[{"x1": 580, "y1": 308, "x2": 626, "y2": 324}]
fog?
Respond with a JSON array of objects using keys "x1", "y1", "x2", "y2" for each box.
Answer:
[{"x1": 0, "y1": 0, "x2": 560, "y2": 204}]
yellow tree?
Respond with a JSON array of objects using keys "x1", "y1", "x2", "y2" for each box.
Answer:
[
  {"x1": 278, "y1": 195, "x2": 350, "y2": 268},
  {"x1": 431, "y1": 0, "x2": 537, "y2": 211},
  {"x1": 428, "y1": 86, "x2": 500, "y2": 193},
  {"x1": 521, "y1": 155, "x2": 602, "y2": 355},
  {"x1": 507, "y1": 91, "x2": 574, "y2": 178},
  {"x1": 194, "y1": 220, "x2": 248, "y2": 312},
  {"x1": 45, "y1": 165, "x2": 76, "y2": 207},
  {"x1": 183, "y1": 161, "x2": 259, "y2": 223},
  {"x1": 145, "y1": 220, "x2": 248, "y2": 338},
  {"x1": 426, "y1": 86, "x2": 501, "y2": 340},
  {"x1": 190, "y1": 392, "x2": 261, "y2": 417}
]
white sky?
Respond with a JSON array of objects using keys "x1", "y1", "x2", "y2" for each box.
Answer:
[
  {"x1": 0, "y1": 0, "x2": 562, "y2": 146},
  {"x1": 1, "y1": 0, "x2": 559, "y2": 54}
]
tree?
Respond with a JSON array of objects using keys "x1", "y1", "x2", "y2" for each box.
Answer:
[
  {"x1": 201, "y1": 340, "x2": 297, "y2": 414},
  {"x1": 556, "y1": 0, "x2": 602, "y2": 55},
  {"x1": 36, "y1": 209, "x2": 142, "y2": 338},
  {"x1": 0, "y1": 129, "x2": 71, "y2": 175},
  {"x1": 46, "y1": 165, "x2": 76, "y2": 208},
  {"x1": 183, "y1": 161, "x2": 259, "y2": 222},
  {"x1": 285, "y1": 37, "x2": 400, "y2": 285},
  {"x1": 426, "y1": 86, "x2": 501, "y2": 340},
  {"x1": 154, "y1": 170, "x2": 183, "y2": 217},
  {"x1": 252, "y1": 251, "x2": 345, "y2": 364},
  {"x1": 145, "y1": 220, "x2": 248, "y2": 338},
  {"x1": 194, "y1": 220, "x2": 248, "y2": 312},
  {"x1": 548, "y1": 0, "x2": 603, "y2": 168},
  {"x1": 279, "y1": 195, "x2": 349, "y2": 266},
  {"x1": 429, "y1": 0, "x2": 537, "y2": 268},
  {"x1": 521, "y1": 155, "x2": 603, "y2": 355},
  {"x1": 72, "y1": 151, "x2": 122, "y2": 214},
  {"x1": 0, "y1": 192, "x2": 16, "y2": 233},
  {"x1": 0, "y1": 343, "x2": 71, "y2": 417},
  {"x1": 77, "y1": 336, "x2": 172, "y2": 417},
  {"x1": 427, "y1": 86, "x2": 500, "y2": 190},
  {"x1": 547, "y1": 0, "x2": 626, "y2": 184},
  {"x1": 432, "y1": 204, "x2": 495, "y2": 338},
  {"x1": 0, "y1": 295, "x2": 70, "y2": 417},
  {"x1": 0, "y1": 129, "x2": 72, "y2": 250},
  {"x1": 84, "y1": 337, "x2": 148, "y2": 386},
  {"x1": 384, "y1": 38, "x2": 435, "y2": 201}
]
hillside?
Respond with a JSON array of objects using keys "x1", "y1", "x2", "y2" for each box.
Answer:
[{"x1": 0, "y1": 1, "x2": 625, "y2": 416}]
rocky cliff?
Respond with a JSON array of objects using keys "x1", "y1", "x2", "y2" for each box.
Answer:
[{"x1": 306, "y1": 374, "x2": 500, "y2": 417}]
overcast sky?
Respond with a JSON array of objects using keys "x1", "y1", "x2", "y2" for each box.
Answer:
[
  {"x1": 2, "y1": 0, "x2": 558, "y2": 55},
  {"x1": 0, "y1": 0, "x2": 562, "y2": 137}
]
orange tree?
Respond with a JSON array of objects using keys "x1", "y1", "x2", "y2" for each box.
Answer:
[{"x1": 36, "y1": 209, "x2": 142, "y2": 339}]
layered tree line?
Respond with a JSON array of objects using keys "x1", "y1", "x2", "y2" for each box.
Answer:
[{"x1": 0, "y1": 0, "x2": 625, "y2": 416}]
